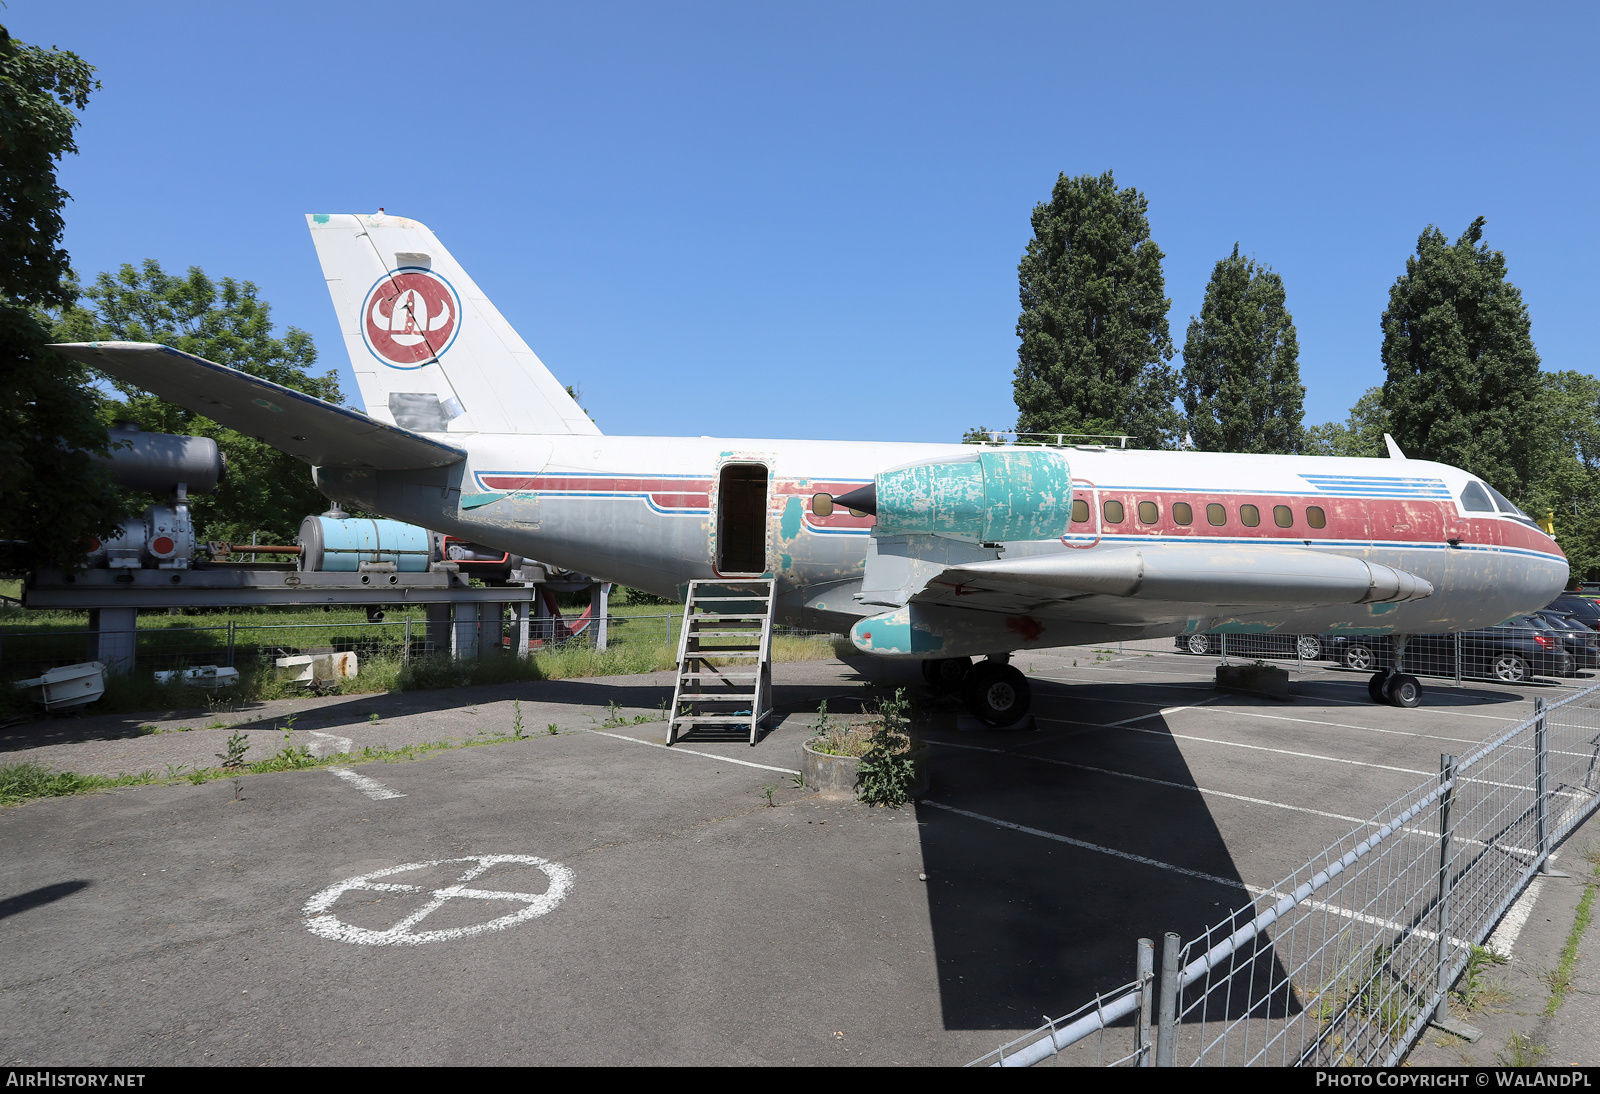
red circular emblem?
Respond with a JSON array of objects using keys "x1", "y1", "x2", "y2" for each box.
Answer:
[
  {"x1": 151, "y1": 537, "x2": 175, "y2": 555},
  {"x1": 361, "y1": 270, "x2": 461, "y2": 368}
]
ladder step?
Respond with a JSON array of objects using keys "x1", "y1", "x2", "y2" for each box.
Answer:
[
  {"x1": 690, "y1": 595, "x2": 773, "y2": 602},
  {"x1": 671, "y1": 715, "x2": 765, "y2": 725},
  {"x1": 677, "y1": 693, "x2": 760, "y2": 703},
  {"x1": 687, "y1": 614, "x2": 766, "y2": 621},
  {"x1": 687, "y1": 631, "x2": 765, "y2": 639},
  {"x1": 677, "y1": 672, "x2": 760, "y2": 681}
]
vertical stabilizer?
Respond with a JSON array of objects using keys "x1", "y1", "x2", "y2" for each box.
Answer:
[{"x1": 306, "y1": 212, "x2": 600, "y2": 436}]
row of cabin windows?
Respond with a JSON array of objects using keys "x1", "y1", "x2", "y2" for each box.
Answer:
[{"x1": 1071, "y1": 499, "x2": 1328, "y2": 530}]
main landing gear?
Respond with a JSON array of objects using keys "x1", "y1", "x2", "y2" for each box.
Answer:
[
  {"x1": 922, "y1": 655, "x2": 1033, "y2": 727},
  {"x1": 1367, "y1": 635, "x2": 1423, "y2": 707}
]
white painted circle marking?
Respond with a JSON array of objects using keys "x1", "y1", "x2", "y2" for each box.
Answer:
[{"x1": 304, "y1": 854, "x2": 574, "y2": 945}]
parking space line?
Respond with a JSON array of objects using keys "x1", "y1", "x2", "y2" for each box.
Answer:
[
  {"x1": 1115, "y1": 724, "x2": 1435, "y2": 777},
  {"x1": 925, "y1": 739, "x2": 1368, "y2": 825},
  {"x1": 327, "y1": 767, "x2": 404, "y2": 800},
  {"x1": 921, "y1": 800, "x2": 1465, "y2": 947},
  {"x1": 583, "y1": 729, "x2": 800, "y2": 775}
]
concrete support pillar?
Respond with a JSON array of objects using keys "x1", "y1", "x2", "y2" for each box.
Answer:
[
  {"x1": 425, "y1": 603, "x2": 451, "y2": 657},
  {"x1": 88, "y1": 607, "x2": 138, "y2": 674},
  {"x1": 514, "y1": 595, "x2": 532, "y2": 658},
  {"x1": 479, "y1": 603, "x2": 504, "y2": 658},
  {"x1": 590, "y1": 582, "x2": 611, "y2": 651},
  {"x1": 452, "y1": 602, "x2": 480, "y2": 660}
]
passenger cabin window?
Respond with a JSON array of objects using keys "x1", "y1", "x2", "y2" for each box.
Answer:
[
  {"x1": 1103, "y1": 499, "x2": 1125, "y2": 524},
  {"x1": 1240, "y1": 504, "x2": 1261, "y2": 527},
  {"x1": 1173, "y1": 502, "x2": 1193, "y2": 525},
  {"x1": 1206, "y1": 503, "x2": 1227, "y2": 526},
  {"x1": 1071, "y1": 499, "x2": 1089, "y2": 523},
  {"x1": 1138, "y1": 501, "x2": 1159, "y2": 525},
  {"x1": 811, "y1": 493, "x2": 833, "y2": 516},
  {"x1": 1307, "y1": 506, "x2": 1327, "y2": 529},
  {"x1": 1273, "y1": 505, "x2": 1293, "y2": 528},
  {"x1": 1459, "y1": 481, "x2": 1494, "y2": 512}
]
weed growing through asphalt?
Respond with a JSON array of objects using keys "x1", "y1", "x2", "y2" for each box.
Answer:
[
  {"x1": 1453, "y1": 945, "x2": 1509, "y2": 1011},
  {"x1": 217, "y1": 730, "x2": 249, "y2": 801},
  {"x1": 761, "y1": 785, "x2": 776, "y2": 807},
  {"x1": 1497, "y1": 1031, "x2": 1547, "y2": 1067},
  {"x1": 547, "y1": 722, "x2": 559, "y2": 735},
  {"x1": 512, "y1": 700, "x2": 526, "y2": 739},
  {"x1": 790, "y1": 771, "x2": 805, "y2": 789},
  {"x1": 1542, "y1": 870, "x2": 1597, "y2": 1017},
  {"x1": 368, "y1": 712, "x2": 380, "y2": 725}
]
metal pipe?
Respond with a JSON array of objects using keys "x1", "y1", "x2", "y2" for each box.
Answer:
[
  {"x1": 223, "y1": 544, "x2": 303, "y2": 554},
  {"x1": 1155, "y1": 932, "x2": 1179, "y2": 1066},
  {"x1": 1434, "y1": 754, "x2": 1458, "y2": 1006},
  {"x1": 1136, "y1": 937, "x2": 1155, "y2": 1066}
]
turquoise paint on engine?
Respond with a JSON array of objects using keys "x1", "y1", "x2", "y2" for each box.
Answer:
[
  {"x1": 872, "y1": 449, "x2": 1071, "y2": 543},
  {"x1": 849, "y1": 608, "x2": 945, "y2": 655}
]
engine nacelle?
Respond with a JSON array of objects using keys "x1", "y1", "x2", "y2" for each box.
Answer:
[{"x1": 872, "y1": 448, "x2": 1073, "y2": 544}]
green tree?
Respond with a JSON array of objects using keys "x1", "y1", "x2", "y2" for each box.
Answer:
[
  {"x1": 1303, "y1": 386, "x2": 1390, "y2": 458},
  {"x1": 0, "y1": 27, "x2": 129, "y2": 572},
  {"x1": 1523, "y1": 371, "x2": 1600, "y2": 582},
  {"x1": 1380, "y1": 217, "x2": 1540, "y2": 496},
  {"x1": 53, "y1": 261, "x2": 343, "y2": 544},
  {"x1": 1012, "y1": 171, "x2": 1179, "y2": 449},
  {"x1": 1180, "y1": 244, "x2": 1304, "y2": 453}
]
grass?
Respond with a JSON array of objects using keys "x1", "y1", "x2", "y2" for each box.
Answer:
[
  {"x1": 0, "y1": 717, "x2": 579, "y2": 808},
  {"x1": 0, "y1": 632, "x2": 841, "y2": 719},
  {"x1": 1540, "y1": 844, "x2": 1599, "y2": 1018}
]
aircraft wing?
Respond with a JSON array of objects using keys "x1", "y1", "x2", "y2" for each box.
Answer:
[
  {"x1": 908, "y1": 542, "x2": 1433, "y2": 618},
  {"x1": 51, "y1": 342, "x2": 465, "y2": 470}
]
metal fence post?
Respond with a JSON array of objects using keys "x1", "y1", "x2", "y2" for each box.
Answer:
[
  {"x1": 1434, "y1": 754, "x2": 1459, "y2": 1007},
  {"x1": 1136, "y1": 937, "x2": 1155, "y2": 1066},
  {"x1": 1154, "y1": 932, "x2": 1179, "y2": 1066},
  {"x1": 1535, "y1": 697, "x2": 1554, "y2": 873},
  {"x1": 403, "y1": 616, "x2": 412, "y2": 663},
  {"x1": 226, "y1": 620, "x2": 235, "y2": 668},
  {"x1": 1454, "y1": 631, "x2": 1463, "y2": 689},
  {"x1": 1219, "y1": 632, "x2": 1227, "y2": 664}
]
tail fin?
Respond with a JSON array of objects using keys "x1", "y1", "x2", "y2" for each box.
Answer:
[{"x1": 306, "y1": 212, "x2": 600, "y2": 436}]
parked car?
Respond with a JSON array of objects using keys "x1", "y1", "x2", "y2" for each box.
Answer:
[
  {"x1": 1535, "y1": 610, "x2": 1600, "y2": 669},
  {"x1": 1547, "y1": 594, "x2": 1600, "y2": 632},
  {"x1": 1175, "y1": 632, "x2": 1324, "y2": 660},
  {"x1": 1324, "y1": 617, "x2": 1575, "y2": 683}
]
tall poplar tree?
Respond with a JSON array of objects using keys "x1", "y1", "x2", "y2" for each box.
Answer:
[
  {"x1": 1012, "y1": 171, "x2": 1179, "y2": 449},
  {"x1": 1180, "y1": 244, "x2": 1304, "y2": 453},
  {"x1": 1380, "y1": 217, "x2": 1540, "y2": 497},
  {"x1": 0, "y1": 26, "x2": 129, "y2": 572}
]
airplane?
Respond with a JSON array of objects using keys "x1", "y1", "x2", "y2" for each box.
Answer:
[{"x1": 53, "y1": 211, "x2": 1569, "y2": 726}]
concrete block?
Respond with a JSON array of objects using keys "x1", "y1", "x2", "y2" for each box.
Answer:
[{"x1": 1216, "y1": 661, "x2": 1289, "y2": 696}]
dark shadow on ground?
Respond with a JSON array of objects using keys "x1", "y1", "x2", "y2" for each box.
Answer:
[
  {"x1": 0, "y1": 880, "x2": 91, "y2": 921},
  {"x1": 913, "y1": 672, "x2": 1298, "y2": 1031}
]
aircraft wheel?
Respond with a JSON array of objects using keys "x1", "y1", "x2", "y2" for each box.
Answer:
[
  {"x1": 1384, "y1": 673, "x2": 1423, "y2": 708},
  {"x1": 921, "y1": 657, "x2": 972, "y2": 692},
  {"x1": 964, "y1": 663, "x2": 1031, "y2": 727},
  {"x1": 1367, "y1": 670, "x2": 1391, "y2": 704}
]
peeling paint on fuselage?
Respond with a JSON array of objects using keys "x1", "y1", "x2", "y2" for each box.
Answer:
[{"x1": 312, "y1": 436, "x2": 1568, "y2": 653}]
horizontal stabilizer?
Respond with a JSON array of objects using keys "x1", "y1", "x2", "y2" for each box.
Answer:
[
  {"x1": 916, "y1": 543, "x2": 1433, "y2": 610},
  {"x1": 51, "y1": 342, "x2": 465, "y2": 470}
]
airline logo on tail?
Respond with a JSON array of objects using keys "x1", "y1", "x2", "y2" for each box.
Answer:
[{"x1": 362, "y1": 269, "x2": 461, "y2": 369}]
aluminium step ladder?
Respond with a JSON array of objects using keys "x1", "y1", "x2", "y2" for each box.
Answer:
[{"x1": 666, "y1": 577, "x2": 775, "y2": 746}]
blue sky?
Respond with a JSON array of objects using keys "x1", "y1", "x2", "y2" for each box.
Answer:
[{"x1": 14, "y1": 2, "x2": 1598, "y2": 442}]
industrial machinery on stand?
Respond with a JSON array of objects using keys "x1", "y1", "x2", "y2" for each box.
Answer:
[{"x1": 16, "y1": 427, "x2": 609, "y2": 678}]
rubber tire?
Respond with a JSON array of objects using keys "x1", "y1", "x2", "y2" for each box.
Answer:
[
  {"x1": 1345, "y1": 644, "x2": 1376, "y2": 672},
  {"x1": 1384, "y1": 673, "x2": 1423, "y2": 708},
  {"x1": 963, "y1": 663, "x2": 1032, "y2": 727},
  {"x1": 921, "y1": 657, "x2": 972, "y2": 692},
  {"x1": 1296, "y1": 635, "x2": 1323, "y2": 661},
  {"x1": 1186, "y1": 633, "x2": 1214, "y2": 655},
  {"x1": 1367, "y1": 670, "x2": 1391, "y2": 704},
  {"x1": 1491, "y1": 654, "x2": 1529, "y2": 684}
]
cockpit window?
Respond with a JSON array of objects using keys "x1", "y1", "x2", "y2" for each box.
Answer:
[
  {"x1": 1484, "y1": 483, "x2": 1527, "y2": 518},
  {"x1": 1458, "y1": 481, "x2": 1494, "y2": 512}
]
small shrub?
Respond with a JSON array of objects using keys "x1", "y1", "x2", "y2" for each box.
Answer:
[{"x1": 855, "y1": 688, "x2": 917, "y2": 807}]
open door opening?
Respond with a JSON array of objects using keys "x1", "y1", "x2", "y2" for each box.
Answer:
[{"x1": 717, "y1": 463, "x2": 769, "y2": 575}]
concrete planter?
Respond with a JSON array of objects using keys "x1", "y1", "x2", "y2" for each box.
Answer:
[
  {"x1": 801, "y1": 738, "x2": 860, "y2": 793},
  {"x1": 800, "y1": 738, "x2": 930, "y2": 798}
]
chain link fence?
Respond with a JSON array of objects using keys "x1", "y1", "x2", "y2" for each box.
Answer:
[
  {"x1": 1175, "y1": 617, "x2": 1599, "y2": 690},
  {"x1": 972, "y1": 680, "x2": 1600, "y2": 1067}
]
